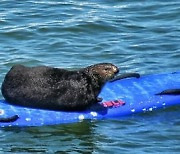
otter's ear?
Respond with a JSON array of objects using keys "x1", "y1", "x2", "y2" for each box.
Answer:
[{"x1": 87, "y1": 70, "x2": 97, "y2": 77}]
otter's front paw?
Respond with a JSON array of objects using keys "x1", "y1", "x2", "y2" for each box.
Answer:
[{"x1": 97, "y1": 97, "x2": 103, "y2": 102}]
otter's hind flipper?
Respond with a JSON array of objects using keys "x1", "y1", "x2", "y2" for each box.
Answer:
[
  {"x1": 156, "y1": 89, "x2": 180, "y2": 95},
  {"x1": 0, "y1": 115, "x2": 19, "y2": 123},
  {"x1": 110, "y1": 73, "x2": 140, "y2": 82}
]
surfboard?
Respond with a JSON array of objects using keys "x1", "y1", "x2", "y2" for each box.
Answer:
[{"x1": 0, "y1": 71, "x2": 179, "y2": 127}]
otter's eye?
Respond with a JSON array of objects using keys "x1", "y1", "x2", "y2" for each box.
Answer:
[{"x1": 104, "y1": 68, "x2": 111, "y2": 71}]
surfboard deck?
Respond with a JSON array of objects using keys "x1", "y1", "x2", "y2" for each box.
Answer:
[{"x1": 0, "y1": 71, "x2": 180, "y2": 127}]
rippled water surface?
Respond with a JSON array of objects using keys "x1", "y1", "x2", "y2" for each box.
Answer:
[{"x1": 0, "y1": 0, "x2": 180, "y2": 153}]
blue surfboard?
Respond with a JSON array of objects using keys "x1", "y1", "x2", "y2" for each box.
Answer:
[{"x1": 0, "y1": 71, "x2": 179, "y2": 127}]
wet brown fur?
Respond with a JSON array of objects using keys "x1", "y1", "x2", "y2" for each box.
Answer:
[{"x1": 1, "y1": 63, "x2": 119, "y2": 111}]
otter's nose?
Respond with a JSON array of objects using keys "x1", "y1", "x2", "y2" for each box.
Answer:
[{"x1": 113, "y1": 66, "x2": 119, "y2": 74}]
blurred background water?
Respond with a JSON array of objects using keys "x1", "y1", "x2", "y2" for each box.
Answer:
[{"x1": 0, "y1": 0, "x2": 179, "y2": 153}]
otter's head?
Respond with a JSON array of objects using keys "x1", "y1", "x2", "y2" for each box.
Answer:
[{"x1": 84, "y1": 63, "x2": 119, "y2": 84}]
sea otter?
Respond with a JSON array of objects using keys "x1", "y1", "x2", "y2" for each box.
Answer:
[{"x1": 1, "y1": 63, "x2": 119, "y2": 111}]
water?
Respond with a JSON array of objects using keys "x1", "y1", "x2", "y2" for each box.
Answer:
[{"x1": 0, "y1": 0, "x2": 180, "y2": 153}]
